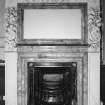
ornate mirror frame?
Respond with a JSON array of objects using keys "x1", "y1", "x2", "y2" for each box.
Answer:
[{"x1": 17, "y1": 3, "x2": 87, "y2": 46}]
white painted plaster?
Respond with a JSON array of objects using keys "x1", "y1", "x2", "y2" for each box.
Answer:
[
  {"x1": 6, "y1": 0, "x2": 17, "y2": 7},
  {"x1": 5, "y1": 52, "x2": 17, "y2": 105},
  {"x1": 88, "y1": 53, "x2": 100, "y2": 105}
]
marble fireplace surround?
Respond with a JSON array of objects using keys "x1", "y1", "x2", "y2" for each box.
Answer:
[
  {"x1": 17, "y1": 46, "x2": 88, "y2": 105},
  {"x1": 5, "y1": 0, "x2": 100, "y2": 105}
]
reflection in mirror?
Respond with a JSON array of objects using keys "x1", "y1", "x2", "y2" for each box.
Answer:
[{"x1": 24, "y1": 9, "x2": 81, "y2": 39}]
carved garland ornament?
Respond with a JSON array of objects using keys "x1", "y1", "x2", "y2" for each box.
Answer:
[
  {"x1": 5, "y1": 6, "x2": 101, "y2": 51},
  {"x1": 88, "y1": 8, "x2": 101, "y2": 50},
  {"x1": 5, "y1": 7, "x2": 17, "y2": 51}
]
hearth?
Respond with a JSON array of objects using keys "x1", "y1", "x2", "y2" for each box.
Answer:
[{"x1": 28, "y1": 62, "x2": 77, "y2": 105}]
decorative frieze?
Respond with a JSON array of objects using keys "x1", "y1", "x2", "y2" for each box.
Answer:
[
  {"x1": 5, "y1": 7, "x2": 17, "y2": 51},
  {"x1": 88, "y1": 8, "x2": 101, "y2": 52}
]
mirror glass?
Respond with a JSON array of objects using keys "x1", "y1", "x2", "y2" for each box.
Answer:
[{"x1": 24, "y1": 9, "x2": 82, "y2": 39}]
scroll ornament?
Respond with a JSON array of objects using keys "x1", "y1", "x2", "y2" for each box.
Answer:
[
  {"x1": 88, "y1": 8, "x2": 101, "y2": 50},
  {"x1": 5, "y1": 7, "x2": 17, "y2": 51}
]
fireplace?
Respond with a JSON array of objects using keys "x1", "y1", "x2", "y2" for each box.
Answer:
[
  {"x1": 27, "y1": 62, "x2": 77, "y2": 105},
  {"x1": 17, "y1": 46, "x2": 88, "y2": 105}
]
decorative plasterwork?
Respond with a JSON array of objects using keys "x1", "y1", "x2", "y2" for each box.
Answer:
[
  {"x1": 5, "y1": 1, "x2": 101, "y2": 52},
  {"x1": 88, "y1": 8, "x2": 101, "y2": 52},
  {"x1": 5, "y1": 7, "x2": 17, "y2": 51}
]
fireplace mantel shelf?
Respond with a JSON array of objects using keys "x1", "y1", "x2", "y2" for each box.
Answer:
[{"x1": 17, "y1": 43, "x2": 89, "y2": 47}]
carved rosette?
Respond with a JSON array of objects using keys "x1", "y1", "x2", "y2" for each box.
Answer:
[
  {"x1": 5, "y1": 7, "x2": 17, "y2": 51},
  {"x1": 88, "y1": 8, "x2": 101, "y2": 52}
]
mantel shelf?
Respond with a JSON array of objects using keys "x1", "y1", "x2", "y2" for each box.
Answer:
[{"x1": 16, "y1": 43, "x2": 89, "y2": 47}]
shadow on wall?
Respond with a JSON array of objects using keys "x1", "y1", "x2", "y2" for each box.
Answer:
[
  {"x1": 0, "y1": 60, "x2": 5, "y2": 105},
  {"x1": 100, "y1": 65, "x2": 105, "y2": 105}
]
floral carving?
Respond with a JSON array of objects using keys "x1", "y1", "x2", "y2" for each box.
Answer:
[
  {"x1": 5, "y1": 4, "x2": 101, "y2": 52},
  {"x1": 5, "y1": 7, "x2": 17, "y2": 51},
  {"x1": 88, "y1": 8, "x2": 101, "y2": 51}
]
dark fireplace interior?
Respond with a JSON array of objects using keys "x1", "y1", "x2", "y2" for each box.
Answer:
[{"x1": 28, "y1": 62, "x2": 77, "y2": 105}]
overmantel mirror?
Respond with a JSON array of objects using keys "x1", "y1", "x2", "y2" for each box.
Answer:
[{"x1": 17, "y1": 3, "x2": 87, "y2": 45}]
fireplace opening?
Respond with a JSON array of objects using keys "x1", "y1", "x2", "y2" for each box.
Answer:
[{"x1": 28, "y1": 62, "x2": 77, "y2": 105}]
